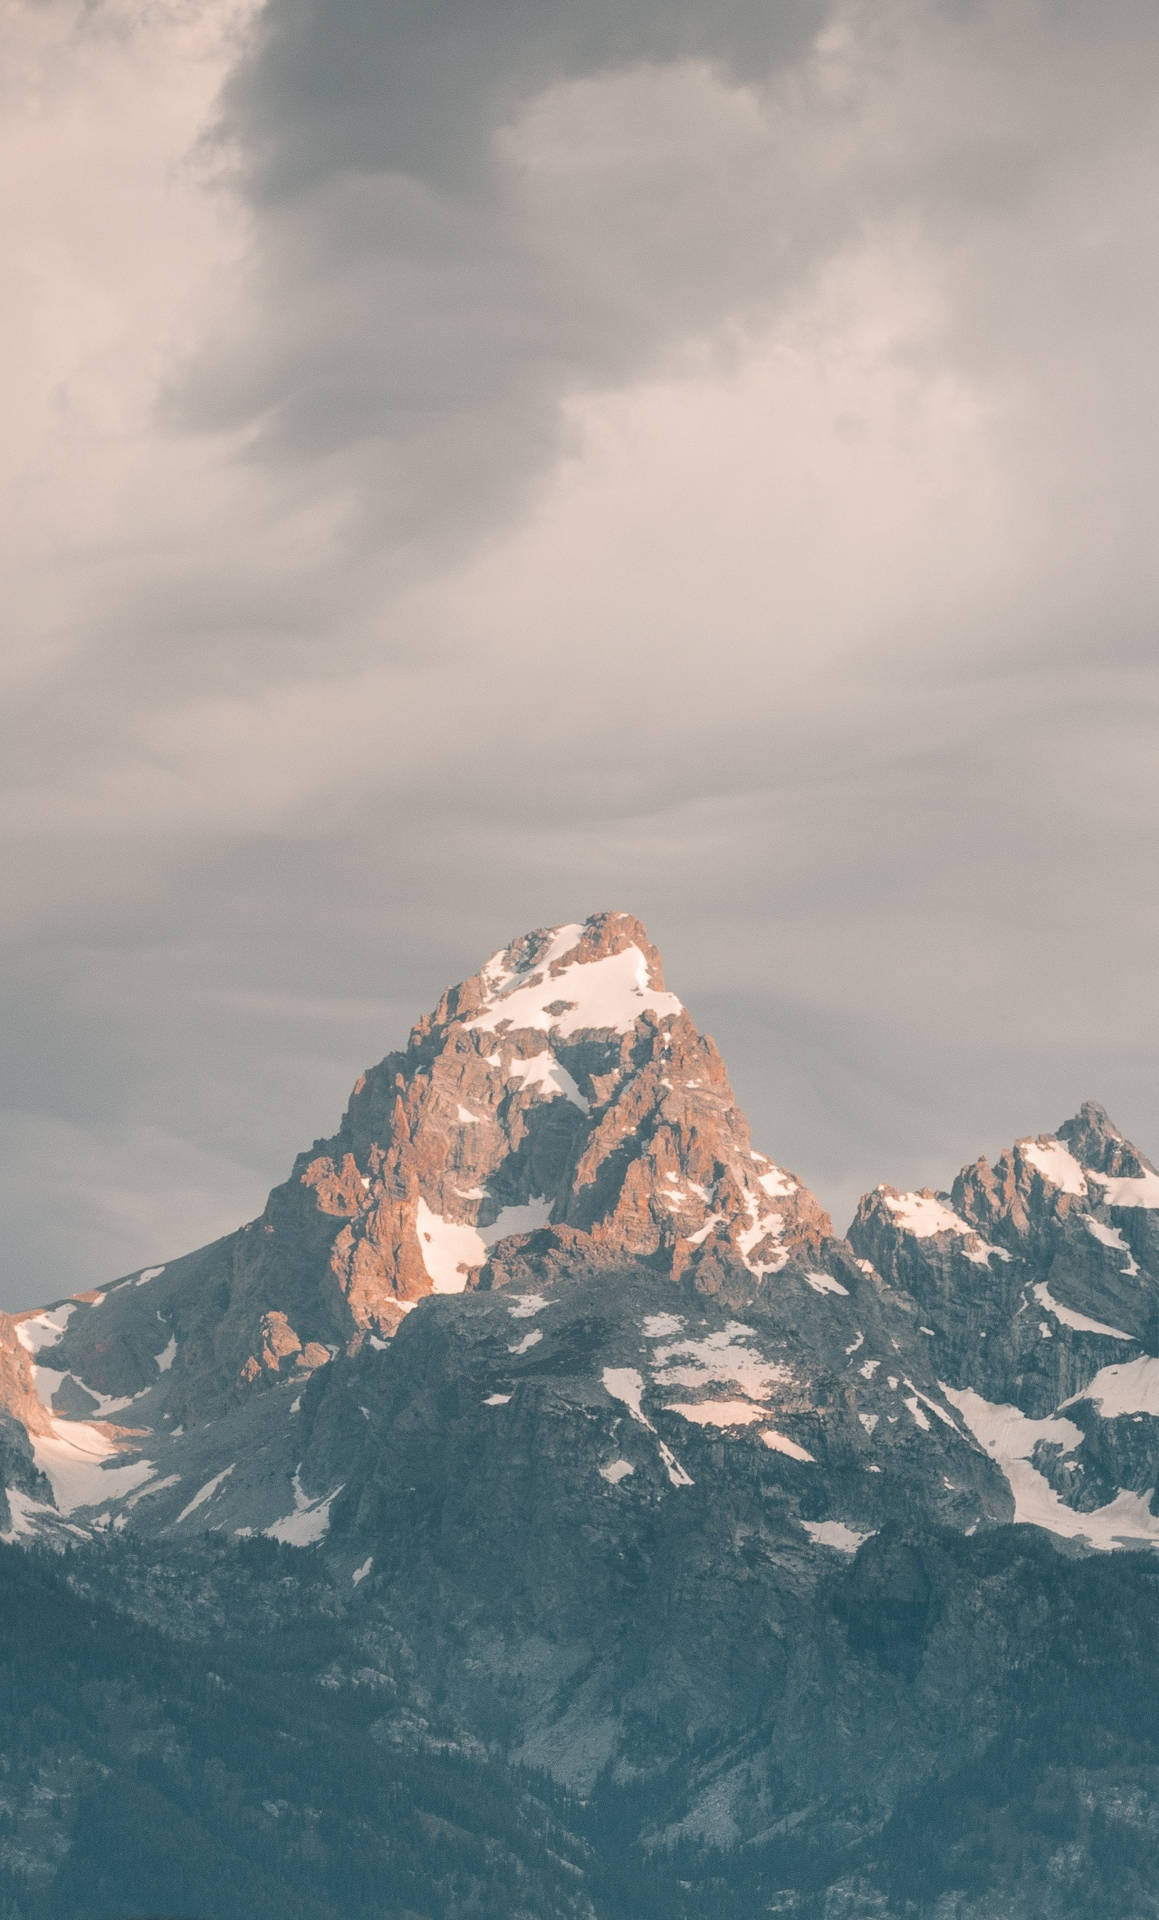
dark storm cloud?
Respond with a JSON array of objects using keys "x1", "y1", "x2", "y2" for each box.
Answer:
[
  {"x1": 224, "y1": 0, "x2": 826, "y2": 197},
  {"x1": 169, "y1": 0, "x2": 1159, "y2": 611},
  {"x1": 173, "y1": 0, "x2": 841, "y2": 562}
]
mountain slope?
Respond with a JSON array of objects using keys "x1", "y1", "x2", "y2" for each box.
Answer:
[
  {"x1": 850, "y1": 1101, "x2": 1159, "y2": 1549},
  {"x1": 3, "y1": 912, "x2": 1159, "y2": 1913},
  {"x1": 0, "y1": 912, "x2": 838, "y2": 1540},
  {"x1": 6, "y1": 918, "x2": 1159, "y2": 1575},
  {"x1": 0, "y1": 1536, "x2": 601, "y2": 1920}
]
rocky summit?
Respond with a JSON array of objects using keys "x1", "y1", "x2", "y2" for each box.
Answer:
[{"x1": 4, "y1": 913, "x2": 1159, "y2": 1918}]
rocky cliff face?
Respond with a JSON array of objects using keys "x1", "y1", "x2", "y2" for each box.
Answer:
[
  {"x1": 4, "y1": 913, "x2": 1159, "y2": 1916},
  {"x1": 312, "y1": 908, "x2": 832, "y2": 1316},
  {"x1": 0, "y1": 911, "x2": 837, "y2": 1532},
  {"x1": 6, "y1": 920, "x2": 1159, "y2": 1571},
  {"x1": 849, "y1": 1100, "x2": 1159, "y2": 1549}
]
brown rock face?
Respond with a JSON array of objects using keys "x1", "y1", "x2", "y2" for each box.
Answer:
[
  {"x1": 0, "y1": 1317, "x2": 57, "y2": 1441},
  {"x1": 847, "y1": 1104, "x2": 1159, "y2": 1446},
  {"x1": 238, "y1": 1310, "x2": 332, "y2": 1386},
  {"x1": 6, "y1": 911, "x2": 831, "y2": 1439},
  {"x1": 286, "y1": 909, "x2": 830, "y2": 1328}
]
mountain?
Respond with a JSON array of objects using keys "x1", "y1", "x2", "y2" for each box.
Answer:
[
  {"x1": 850, "y1": 1099, "x2": 1159, "y2": 1548},
  {"x1": 0, "y1": 910, "x2": 1013, "y2": 1552},
  {"x1": 3, "y1": 911, "x2": 1159, "y2": 1916},
  {"x1": 0, "y1": 1535, "x2": 598, "y2": 1920},
  {"x1": 0, "y1": 909, "x2": 855, "y2": 1542}
]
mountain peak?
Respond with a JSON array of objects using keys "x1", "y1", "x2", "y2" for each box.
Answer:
[
  {"x1": 417, "y1": 910, "x2": 678, "y2": 1043},
  {"x1": 333, "y1": 905, "x2": 827, "y2": 1321},
  {"x1": 4, "y1": 928, "x2": 1159, "y2": 1623},
  {"x1": 5, "y1": 912, "x2": 830, "y2": 1463},
  {"x1": 1055, "y1": 1100, "x2": 1151, "y2": 1176},
  {"x1": 850, "y1": 1101, "x2": 1159, "y2": 1310}
]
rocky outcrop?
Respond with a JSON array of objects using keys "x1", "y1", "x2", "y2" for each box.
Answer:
[
  {"x1": 849, "y1": 1104, "x2": 1159, "y2": 1549},
  {"x1": 234, "y1": 1265, "x2": 1009, "y2": 1792},
  {"x1": 2, "y1": 912, "x2": 832, "y2": 1454},
  {"x1": 5, "y1": 916, "x2": 1159, "y2": 1589},
  {"x1": 5, "y1": 919, "x2": 1159, "y2": 1915},
  {"x1": 309, "y1": 908, "x2": 831, "y2": 1317}
]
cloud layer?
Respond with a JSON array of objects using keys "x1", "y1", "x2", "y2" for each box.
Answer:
[{"x1": 2, "y1": 0, "x2": 1157, "y2": 1302}]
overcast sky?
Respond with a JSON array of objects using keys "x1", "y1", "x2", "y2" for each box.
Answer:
[{"x1": 3, "y1": 0, "x2": 1158, "y2": 1307}]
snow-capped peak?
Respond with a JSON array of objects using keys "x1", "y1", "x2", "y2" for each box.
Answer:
[{"x1": 465, "y1": 913, "x2": 683, "y2": 1037}]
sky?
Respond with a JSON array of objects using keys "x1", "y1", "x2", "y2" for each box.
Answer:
[{"x1": 2, "y1": 0, "x2": 1158, "y2": 1307}]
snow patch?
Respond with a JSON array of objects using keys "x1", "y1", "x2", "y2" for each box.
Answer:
[
  {"x1": 804, "y1": 1271, "x2": 849, "y2": 1297},
  {"x1": 155, "y1": 1334, "x2": 177, "y2": 1373},
  {"x1": 666, "y1": 1399, "x2": 765, "y2": 1427},
  {"x1": 0, "y1": 1489, "x2": 58, "y2": 1541},
  {"x1": 1031, "y1": 1282, "x2": 1131, "y2": 1341},
  {"x1": 1021, "y1": 1138, "x2": 1088, "y2": 1195},
  {"x1": 481, "y1": 922, "x2": 584, "y2": 998},
  {"x1": 507, "y1": 1051, "x2": 589, "y2": 1112},
  {"x1": 484, "y1": 1393, "x2": 511, "y2": 1406},
  {"x1": 120, "y1": 1473, "x2": 181, "y2": 1512},
  {"x1": 658, "y1": 1440, "x2": 693, "y2": 1487},
  {"x1": 882, "y1": 1190, "x2": 968, "y2": 1237},
  {"x1": 63, "y1": 1376, "x2": 148, "y2": 1419},
  {"x1": 1083, "y1": 1216, "x2": 1140, "y2": 1276},
  {"x1": 416, "y1": 1195, "x2": 553, "y2": 1292},
  {"x1": 686, "y1": 1213, "x2": 725, "y2": 1247},
  {"x1": 941, "y1": 1384, "x2": 1159, "y2": 1549},
  {"x1": 173, "y1": 1464, "x2": 236, "y2": 1527},
  {"x1": 26, "y1": 1362, "x2": 67, "y2": 1411},
  {"x1": 599, "y1": 1459, "x2": 634, "y2": 1484},
  {"x1": 15, "y1": 1305, "x2": 76, "y2": 1355},
  {"x1": 509, "y1": 1329, "x2": 542, "y2": 1356},
  {"x1": 1064, "y1": 1356, "x2": 1159, "y2": 1419},
  {"x1": 801, "y1": 1519, "x2": 870, "y2": 1553},
  {"x1": 33, "y1": 1421, "x2": 154, "y2": 1515},
  {"x1": 1093, "y1": 1170, "x2": 1159, "y2": 1209},
  {"x1": 352, "y1": 1556, "x2": 373, "y2": 1585},
  {"x1": 416, "y1": 1201, "x2": 486, "y2": 1292},
  {"x1": 507, "y1": 1292, "x2": 552, "y2": 1319},
  {"x1": 651, "y1": 1324, "x2": 791, "y2": 1399},
  {"x1": 468, "y1": 940, "x2": 682, "y2": 1037},
  {"x1": 603, "y1": 1367, "x2": 652, "y2": 1429},
  {"x1": 881, "y1": 1192, "x2": 1006, "y2": 1263},
  {"x1": 484, "y1": 1199, "x2": 554, "y2": 1240},
  {"x1": 903, "y1": 1379, "x2": 964, "y2": 1433},
  {"x1": 265, "y1": 1468, "x2": 344, "y2": 1546},
  {"x1": 642, "y1": 1313, "x2": 683, "y2": 1338},
  {"x1": 735, "y1": 1194, "x2": 788, "y2": 1277},
  {"x1": 603, "y1": 1370, "x2": 691, "y2": 1482},
  {"x1": 456, "y1": 1106, "x2": 480, "y2": 1125},
  {"x1": 136, "y1": 1266, "x2": 165, "y2": 1286},
  {"x1": 760, "y1": 1429, "x2": 815, "y2": 1463}
]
